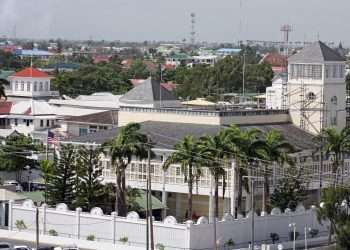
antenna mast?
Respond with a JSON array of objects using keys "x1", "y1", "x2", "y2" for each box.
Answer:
[{"x1": 280, "y1": 24, "x2": 292, "y2": 56}]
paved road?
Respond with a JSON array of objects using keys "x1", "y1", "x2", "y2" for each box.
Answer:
[{"x1": 0, "y1": 238, "x2": 92, "y2": 250}]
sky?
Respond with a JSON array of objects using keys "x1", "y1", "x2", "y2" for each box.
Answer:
[{"x1": 0, "y1": 0, "x2": 348, "y2": 44}]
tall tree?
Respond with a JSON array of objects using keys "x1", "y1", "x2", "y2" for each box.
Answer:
[
  {"x1": 47, "y1": 144, "x2": 76, "y2": 207},
  {"x1": 163, "y1": 135, "x2": 202, "y2": 220},
  {"x1": 40, "y1": 160, "x2": 54, "y2": 203},
  {"x1": 257, "y1": 129, "x2": 294, "y2": 212},
  {"x1": 104, "y1": 123, "x2": 148, "y2": 216},
  {"x1": 316, "y1": 128, "x2": 350, "y2": 186},
  {"x1": 75, "y1": 146, "x2": 104, "y2": 211}
]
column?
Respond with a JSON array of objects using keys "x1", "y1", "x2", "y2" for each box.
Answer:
[
  {"x1": 230, "y1": 160, "x2": 236, "y2": 217},
  {"x1": 75, "y1": 207, "x2": 82, "y2": 239},
  {"x1": 8, "y1": 200, "x2": 13, "y2": 231},
  {"x1": 41, "y1": 204, "x2": 47, "y2": 235},
  {"x1": 209, "y1": 175, "x2": 214, "y2": 223},
  {"x1": 162, "y1": 169, "x2": 168, "y2": 219},
  {"x1": 111, "y1": 212, "x2": 117, "y2": 244},
  {"x1": 175, "y1": 193, "x2": 182, "y2": 219}
]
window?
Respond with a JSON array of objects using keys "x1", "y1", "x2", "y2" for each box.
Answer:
[
  {"x1": 40, "y1": 120, "x2": 44, "y2": 127},
  {"x1": 51, "y1": 120, "x2": 55, "y2": 126},
  {"x1": 21, "y1": 82, "x2": 24, "y2": 91},
  {"x1": 340, "y1": 65, "x2": 345, "y2": 78},
  {"x1": 15, "y1": 83, "x2": 19, "y2": 91},
  {"x1": 176, "y1": 167, "x2": 181, "y2": 176},
  {"x1": 331, "y1": 116, "x2": 337, "y2": 126},
  {"x1": 34, "y1": 82, "x2": 37, "y2": 91},
  {"x1": 14, "y1": 119, "x2": 18, "y2": 126},
  {"x1": 307, "y1": 92, "x2": 316, "y2": 101},
  {"x1": 26, "y1": 120, "x2": 30, "y2": 126},
  {"x1": 333, "y1": 65, "x2": 337, "y2": 78},
  {"x1": 79, "y1": 128, "x2": 88, "y2": 136},
  {"x1": 27, "y1": 82, "x2": 31, "y2": 91},
  {"x1": 331, "y1": 96, "x2": 338, "y2": 105},
  {"x1": 45, "y1": 81, "x2": 49, "y2": 91},
  {"x1": 325, "y1": 65, "x2": 330, "y2": 78},
  {"x1": 46, "y1": 120, "x2": 50, "y2": 127},
  {"x1": 89, "y1": 125, "x2": 97, "y2": 133},
  {"x1": 39, "y1": 82, "x2": 43, "y2": 91}
]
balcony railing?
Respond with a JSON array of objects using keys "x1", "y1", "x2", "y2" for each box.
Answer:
[{"x1": 6, "y1": 90, "x2": 59, "y2": 97}]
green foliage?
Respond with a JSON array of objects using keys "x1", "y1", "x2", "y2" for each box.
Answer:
[
  {"x1": 127, "y1": 59, "x2": 150, "y2": 79},
  {"x1": 0, "y1": 50, "x2": 26, "y2": 70},
  {"x1": 103, "y1": 123, "x2": 148, "y2": 216},
  {"x1": 86, "y1": 234, "x2": 95, "y2": 241},
  {"x1": 15, "y1": 220, "x2": 27, "y2": 231},
  {"x1": 0, "y1": 134, "x2": 42, "y2": 181},
  {"x1": 270, "y1": 233, "x2": 279, "y2": 243},
  {"x1": 224, "y1": 238, "x2": 235, "y2": 247},
  {"x1": 336, "y1": 221, "x2": 350, "y2": 250},
  {"x1": 74, "y1": 146, "x2": 104, "y2": 211},
  {"x1": 119, "y1": 236, "x2": 128, "y2": 243},
  {"x1": 270, "y1": 167, "x2": 307, "y2": 211},
  {"x1": 46, "y1": 144, "x2": 77, "y2": 207},
  {"x1": 40, "y1": 160, "x2": 54, "y2": 203},
  {"x1": 52, "y1": 63, "x2": 131, "y2": 97},
  {"x1": 156, "y1": 243, "x2": 165, "y2": 250},
  {"x1": 48, "y1": 229, "x2": 58, "y2": 236}
]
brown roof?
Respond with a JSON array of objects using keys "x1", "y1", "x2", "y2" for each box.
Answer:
[
  {"x1": 64, "y1": 111, "x2": 118, "y2": 126},
  {"x1": 261, "y1": 53, "x2": 287, "y2": 67}
]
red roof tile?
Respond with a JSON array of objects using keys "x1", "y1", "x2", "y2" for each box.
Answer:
[
  {"x1": 0, "y1": 102, "x2": 12, "y2": 114},
  {"x1": 13, "y1": 67, "x2": 50, "y2": 78},
  {"x1": 261, "y1": 53, "x2": 287, "y2": 67}
]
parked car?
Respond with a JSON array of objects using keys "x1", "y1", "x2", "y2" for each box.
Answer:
[
  {"x1": 0, "y1": 242, "x2": 12, "y2": 250},
  {"x1": 3, "y1": 180, "x2": 23, "y2": 192},
  {"x1": 14, "y1": 246, "x2": 31, "y2": 250},
  {"x1": 54, "y1": 245, "x2": 79, "y2": 250}
]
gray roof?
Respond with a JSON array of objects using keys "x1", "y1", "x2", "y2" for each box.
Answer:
[
  {"x1": 63, "y1": 121, "x2": 316, "y2": 151},
  {"x1": 120, "y1": 78, "x2": 178, "y2": 105},
  {"x1": 288, "y1": 41, "x2": 345, "y2": 63}
]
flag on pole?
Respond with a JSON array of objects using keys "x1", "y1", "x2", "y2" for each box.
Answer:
[{"x1": 48, "y1": 130, "x2": 58, "y2": 144}]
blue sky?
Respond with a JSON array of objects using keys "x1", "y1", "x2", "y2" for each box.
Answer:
[{"x1": 0, "y1": 0, "x2": 348, "y2": 44}]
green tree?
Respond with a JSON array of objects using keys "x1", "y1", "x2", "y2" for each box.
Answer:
[
  {"x1": 270, "y1": 166, "x2": 307, "y2": 212},
  {"x1": 317, "y1": 187, "x2": 350, "y2": 245},
  {"x1": 52, "y1": 63, "x2": 131, "y2": 97},
  {"x1": 257, "y1": 129, "x2": 294, "y2": 212},
  {"x1": 74, "y1": 146, "x2": 104, "y2": 211},
  {"x1": 104, "y1": 123, "x2": 148, "y2": 216},
  {"x1": 0, "y1": 134, "x2": 42, "y2": 181},
  {"x1": 316, "y1": 128, "x2": 350, "y2": 186},
  {"x1": 127, "y1": 59, "x2": 150, "y2": 79},
  {"x1": 164, "y1": 135, "x2": 202, "y2": 220},
  {"x1": 47, "y1": 144, "x2": 76, "y2": 207},
  {"x1": 40, "y1": 160, "x2": 54, "y2": 203}
]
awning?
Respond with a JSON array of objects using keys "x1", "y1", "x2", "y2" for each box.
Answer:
[{"x1": 134, "y1": 190, "x2": 166, "y2": 211}]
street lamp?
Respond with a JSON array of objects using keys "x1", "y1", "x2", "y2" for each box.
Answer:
[
  {"x1": 289, "y1": 223, "x2": 296, "y2": 250},
  {"x1": 25, "y1": 165, "x2": 31, "y2": 192},
  {"x1": 304, "y1": 226, "x2": 312, "y2": 250}
]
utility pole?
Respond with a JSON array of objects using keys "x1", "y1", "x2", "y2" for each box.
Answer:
[
  {"x1": 244, "y1": 175, "x2": 263, "y2": 250},
  {"x1": 147, "y1": 136, "x2": 154, "y2": 250},
  {"x1": 36, "y1": 206, "x2": 39, "y2": 250}
]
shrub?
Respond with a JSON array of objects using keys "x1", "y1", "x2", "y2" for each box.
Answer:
[
  {"x1": 270, "y1": 233, "x2": 280, "y2": 243},
  {"x1": 48, "y1": 229, "x2": 58, "y2": 236},
  {"x1": 119, "y1": 236, "x2": 128, "y2": 244},
  {"x1": 156, "y1": 243, "x2": 165, "y2": 250},
  {"x1": 224, "y1": 238, "x2": 235, "y2": 246},
  {"x1": 289, "y1": 231, "x2": 299, "y2": 241},
  {"x1": 309, "y1": 229, "x2": 319, "y2": 238},
  {"x1": 86, "y1": 234, "x2": 95, "y2": 241},
  {"x1": 15, "y1": 220, "x2": 27, "y2": 231}
]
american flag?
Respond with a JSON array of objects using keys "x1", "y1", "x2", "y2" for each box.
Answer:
[{"x1": 48, "y1": 130, "x2": 58, "y2": 144}]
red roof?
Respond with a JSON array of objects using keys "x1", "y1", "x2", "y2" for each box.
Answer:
[
  {"x1": 0, "y1": 102, "x2": 13, "y2": 114},
  {"x1": 261, "y1": 53, "x2": 287, "y2": 67},
  {"x1": 13, "y1": 67, "x2": 50, "y2": 78},
  {"x1": 161, "y1": 82, "x2": 177, "y2": 92}
]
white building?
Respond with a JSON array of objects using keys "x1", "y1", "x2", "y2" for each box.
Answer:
[
  {"x1": 7, "y1": 67, "x2": 59, "y2": 101},
  {"x1": 266, "y1": 74, "x2": 287, "y2": 109},
  {"x1": 288, "y1": 41, "x2": 346, "y2": 134}
]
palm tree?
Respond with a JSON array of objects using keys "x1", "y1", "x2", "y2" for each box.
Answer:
[
  {"x1": 258, "y1": 129, "x2": 294, "y2": 213},
  {"x1": 316, "y1": 128, "x2": 350, "y2": 186},
  {"x1": 227, "y1": 126, "x2": 263, "y2": 214},
  {"x1": 0, "y1": 79, "x2": 8, "y2": 100},
  {"x1": 104, "y1": 123, "x2": 148, "y2": 216},
  {"x1": 163, "y1": 135, "x2": 202, "y2": 221}
]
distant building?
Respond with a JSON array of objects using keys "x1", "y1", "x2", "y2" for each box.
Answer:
[
  {"x1": 14, "y1": 49, "x2": 55, "y2": 60},
  {"x1": 260, "y1": 53, "x2": 287, "y2": 74},
  {"x1": 7, "y1": 67, "x2": 59, "y2": 101},
  {"x1": 191, "y1": 55, "x2": 218, "y2": 66},
  {"x1": 266, "y1": 74, "x2": 287, "y2": 109},
  {"x1": 165, "y1": 53, "x2": 192, "y2": 67},
  {"x1": 215, "y1": 48, "x2": 241, "y2": 57}
]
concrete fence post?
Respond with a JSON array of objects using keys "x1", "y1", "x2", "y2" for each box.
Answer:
[
  {"x1": 111, "y1": 212, "x2": 117, "y2": 244},
  {"x1": 8, "y1": 200, "x2": 13, "y2": 231},
  {"x1": 41, "y1": 204, "x2": 47, "y2": 235},
  {"x1": 75, "y1": 207, "x2": 82, "y2": 239}
]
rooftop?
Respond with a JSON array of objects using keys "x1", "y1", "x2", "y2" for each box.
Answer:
[
  {"x1": 64, "y1": 110, "x2": 118, "y2": 125},
  {"x1": 12, "y1": 67, "x2": 50, "y2": 78},
  {"x1": 64, "y1": 121, "x2": 315, "y2": 151},
  {"x1": 288, "y1": 41, "x2": 345, "y2": 63}
]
